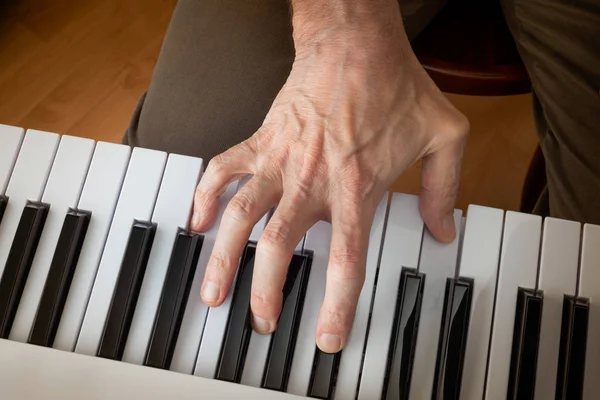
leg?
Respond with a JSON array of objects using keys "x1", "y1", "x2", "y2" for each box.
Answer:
[
  {"x1": 502, "y1": 0, "x2": 600, "y2": 223},
  {"x1": 123, "y1": 0, "x2": 447, "y2": 162},
  {"x1": 123, "y1": 0, "x2": 295, "y2": 162}
]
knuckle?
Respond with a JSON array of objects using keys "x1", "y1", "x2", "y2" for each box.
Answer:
[
  {"x1": 206, "y1": 154, "x2": 228, "y2": 179},
  {"x1": 421, "y1": 178, "x2": 458, "y2": 205},
  {"x1": 226, "y1": 192, "x2": 254, "y2": 222},
  {"x1": 259, "y1": 223, "x2": 290, "y2": 249},
  {"x1": 329, "y1": 247, "x2": 365, "y2": 280},
  {"x1": 448, "y1": 112, "x2": 470, "y2": 142},
  {"x1": 261, "y1": 160, "x2": 283, "y2": 183},
  {"x1": 297, "y1": 144, "x2": 322, "y2": 182},
  {"x1": 241, "y1": 136, "x2": 259, "y2": 155},
  {"x1": 338, "y1": 162, "x2": 373, "y2": 199},
  {"x1": 292, "y1": 180, "x2": 312, "y2": 202}
]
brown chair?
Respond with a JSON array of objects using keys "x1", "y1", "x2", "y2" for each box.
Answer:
[
  {"x1": 410, "y1": 0, "x2": 544, "y2": 213},
  {"x1": 411, "y1": 0, "x2": 531, "y2": 96}
]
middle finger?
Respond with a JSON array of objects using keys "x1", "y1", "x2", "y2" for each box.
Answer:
[{"x1": 250, "y1": 193, "x2": 316, "y2": 333}]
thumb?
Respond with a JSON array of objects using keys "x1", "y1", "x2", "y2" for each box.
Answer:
[{"x1": 419, "y1": 141, "x2": 465, "y2": 242}]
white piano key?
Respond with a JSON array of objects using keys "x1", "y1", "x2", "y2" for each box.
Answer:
[
  {"x1": 193, "y1": 194, "x2": 268, "y2": 379},
  {"x1": 579, "y1": 223, "x2": 600, "y2": 400},
  {"x1": 0, "y1": 124, "x2": 24, "y2": 194},
  {"x1": 241, "y1": 322, "x2": 271, "y2": 387},
  {"x1": 9, "y1": 135, "x2": 95, "y2": 343},
  {"x1": 485, "y1": 211, "x2": 542, "y2": 399},
  {"x1": 333, "y1": 194, "x2": 388, "y2": 400},
  {"x1": 357, "y1": 193, "x2": 424, "y2": 400},
  {"x1": 170, "y1": 181, "x2": 238, "y2": 374},
  {"x1": 53, "y1": 142, "x2": 131, "y2": 352},
  {"x1": 0, "y1": 130, "x2": 59, "y2": 277},
  {"x1": 534, "y1": 217, "x2": 581, "y2": 400},
  {"x1": 408, "y1": 209, "x2": 462, "y2": 400},
  {"x1": 457, "y1": 205, "x2": 504, "y2": 399},
  {"x1": 75, "y1": 148, "x2": 167, "y2": 357},
  {"x1": 121, "y1": 154, "x2": 203, "y2": 365},
  {"x1": 286, "y1": 221, "x2": 331, "y2": 395}
]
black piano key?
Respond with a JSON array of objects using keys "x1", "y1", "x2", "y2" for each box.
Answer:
[
  {"x1": 0, "y1": 202, "x2": 49, "y2": 338},
  {"x1": 0, "y1": 195, "x2": 7, "y2": 225},
  {"x1": 308, "y1": 348, "x2": 341, "y2": 399},
  {"x1": 555, "y1": 296, "x2": 589, "y2": 400},
  {"x1": 507, "y1": 287, "x2": 543, "y2": 400},
  {"x1": 383, "y1": 268, "x2": 424, "y2": 400},
  {"x1": 144, "y1": 230, "x2": 203, "y2": 370},
  {"x1": 97, "y1": 220, "x2": 156, "y2": 360},
  {"x1": 28, "y1": 209, "x2": 91, "y2": 347},
  {"x1": 261, "y1": 251, "x2": 312, "y2": 392},
  {"x1": 261, "y1": 252, "x2": 312, "y2": 392},
  {"x1": 432, "y1": 278, "x2": 473, "y2": 400},
  {"x1": 215, "y1": 242, "x2": 256, "y2": 382}
]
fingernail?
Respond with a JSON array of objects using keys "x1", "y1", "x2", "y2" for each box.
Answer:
[
  {"x1": 442, "y1": 214, "x2": 456, "y2": 239},
  {"x1": 251, "y1": 315, "x2": 272, "y2": 334},
  {"x1": 202, "y1": 281, "x2": 219, "y2": 303},
  {"x1": 319, "y1": 333, "x2": 342, "y2": 353},
  {"x1": 191, "y1": 212, "x2": 201, "y2": 230}
]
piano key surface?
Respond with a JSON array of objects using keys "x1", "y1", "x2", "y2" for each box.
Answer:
[
  {"x1": 193, "y1": 202, "x2": 268, "y2": 379},
  {"x1": 28, "y1": 209, "x2": 91, "y2": 347},
  {"x1": 144, "y1": 231, "x2": 203, "y2": 370},
  {"x1": 456, "y1": 205, "x2": 504, "y2": 399},
  {"x1": 96, "y1": 220, "x2": 157, "y2": 361},
  {"x1": 408, "y1": 209, "x2": 462, "y2": 400},
  {"x1": 485, "y1": 211, "x2": 542, "y2": 399},
  {"x1": 169, "y1": 180, "x2": 239, "y2": 375},
  {"x1": 75, "y1": 147, "x2": 167, "y2": 357},
  {"x1": 286, "y1": 220, "x2": 332, "y2": 396},
  {"x1": 0, "y1": 202, "x2": 49, "y2": 338},
  {"x1": 0, "y1": 124, "x2": 24, "y2": 195},
  {"x1": 357, "y1": 193, "x2": 424, "y2": 400},
  {"x1": 2, "y1": 127, "x2": 600, "y2": 400},
  {"x1": 53, "y1": 142, "x2": 131, "y2": 352},
  {"x1": 0, "y1": 130, "x2": 59, "y2": 279},
  {"x1": 578, "y1": 223, "x2": 600, "y2": 400},
  {"x1": 384, "y1": 268, "x2": 424, "y2": 400},
  {"x1": 122, "y1": 154, "x2": 203, "y2": 365},
  {"x1": 241, "y1": 211, "x2": 305, "y2": 389},
  {"x1": 10, "y1": 135, "x2": 95, "y2": 343},
  {"x1": 534, "y1": 218, "x2": 581, "y2": 400}
]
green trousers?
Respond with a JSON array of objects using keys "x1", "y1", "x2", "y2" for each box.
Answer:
[{"x1": 123, "y1": 0, "x2": 600, "y2": 225}]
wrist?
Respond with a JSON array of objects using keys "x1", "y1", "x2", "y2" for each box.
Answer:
[{"x1": 290, "y1": 0, "x2": 407, "y2": 50}]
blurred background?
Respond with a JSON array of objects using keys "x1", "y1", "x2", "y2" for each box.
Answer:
[{"x1": 0, "y1": 0, "x2": 538, "y2": 213}]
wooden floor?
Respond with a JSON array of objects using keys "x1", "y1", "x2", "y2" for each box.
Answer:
[{"x1": 0, "y1": 0, "x2": 539, "y2": 213}]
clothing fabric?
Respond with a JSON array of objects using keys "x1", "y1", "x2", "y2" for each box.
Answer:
[{"x1": 123, "y1": 0, "x2": 600, "y2": 224}]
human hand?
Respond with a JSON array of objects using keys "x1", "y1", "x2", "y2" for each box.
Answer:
[{"x1": 190, "y1": 0, "x2": 469, "y2": 353}]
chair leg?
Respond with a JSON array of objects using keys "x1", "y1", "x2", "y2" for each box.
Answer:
[{"x1": 520, "y1": 145, "x2": 547, "y2": 213}]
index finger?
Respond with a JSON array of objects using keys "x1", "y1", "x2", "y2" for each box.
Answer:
[{"x1": 192, "y1": 138, "x2": 258, "y2": 232}]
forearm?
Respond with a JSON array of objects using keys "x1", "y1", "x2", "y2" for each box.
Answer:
[{"x1": 290, "y1": 0, "x2": 407, "y2": 42}]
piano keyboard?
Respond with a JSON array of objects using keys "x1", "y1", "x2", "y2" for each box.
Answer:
[{"x1": 0, "y1": 124, "x2": 598, "y2": 400}]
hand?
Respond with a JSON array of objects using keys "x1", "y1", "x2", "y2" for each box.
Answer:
[{"x1": 190, "y1": 1, "x2": 469, "y2": 353}]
